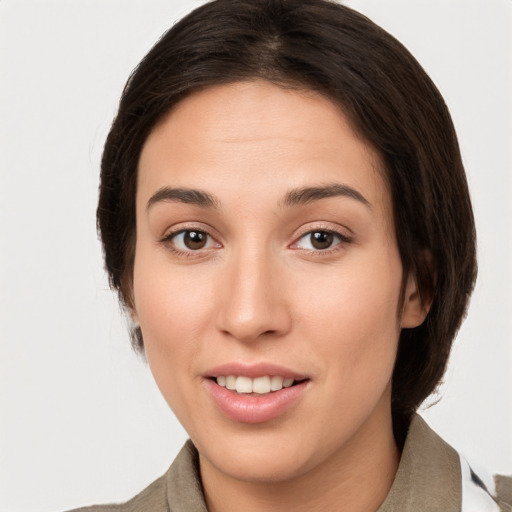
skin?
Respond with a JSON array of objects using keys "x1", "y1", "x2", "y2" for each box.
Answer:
[{"x1": 132, "y1": 80, "x2": 427, "y2": 512}]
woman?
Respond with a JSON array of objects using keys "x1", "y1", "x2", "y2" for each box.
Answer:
[
  {"x1": 52, "y1": 1, "x2": 510, "y2": 510},
  {"x1": 0, "y1": 1, "x2": 480, "y2": 512}
]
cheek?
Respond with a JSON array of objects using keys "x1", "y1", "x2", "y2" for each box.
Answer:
[
  {"x1": 132, "y1": 264, "x2": 214, "y2": 425},
  {"x1": 294, "y1": 251, "x2": 403, "y2": 379},
  {"x1": 133, "y1": 241, "x2": 217, "y2": 332},
  {"x1": 131, "y1": 248, "x2": 218, "y2": 385}
]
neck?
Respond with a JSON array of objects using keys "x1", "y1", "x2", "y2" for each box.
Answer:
[{"x1": 200, "y1": 406, "x2": 400, "y2": 512}]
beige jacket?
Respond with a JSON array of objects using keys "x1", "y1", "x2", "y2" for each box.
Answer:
[{"x1": 67, "y1": 415, "x2": 511, "y2": 512}]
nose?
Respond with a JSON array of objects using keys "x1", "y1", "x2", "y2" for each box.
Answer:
[{"x1": 215, "y1": 248, "x2": 292, "y2": 343}]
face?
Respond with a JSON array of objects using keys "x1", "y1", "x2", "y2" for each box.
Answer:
[{"x1": 133, "y1": 81, "x2": 424, "y2": 484}]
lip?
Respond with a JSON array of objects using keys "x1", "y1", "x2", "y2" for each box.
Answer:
[
  {"x1": 203, "y1": 362, "x2": 310, "y2": 424},
  {"x1": 204, "y1": 362, "x2": 308, "y2": 380}
]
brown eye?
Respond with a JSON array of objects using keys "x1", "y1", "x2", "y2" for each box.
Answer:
[
  {"x1": 169, "y1": 230, "x2": 218, "y2": 252},
  {"x1": 310, "y1": 231, "x2": 334, "y2": 250},
  {"x1": 293, "y1": 230, "x2": 347, "y2": 251},
  {"x1": 183, "y1": 231, "x2": 207, "y2": 250}
]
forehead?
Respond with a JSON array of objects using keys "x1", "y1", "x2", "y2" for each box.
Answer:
[{"x1": 137, "y1": 80, "x2": 390, "y2": 213}]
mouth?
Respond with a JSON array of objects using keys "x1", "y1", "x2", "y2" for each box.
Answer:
[
  {"x1": 203, "y1": 366, "x2": 310, "y2": 423},
  {"x1": 212, "y1": 375, "x2": 307, "y2": 395}
]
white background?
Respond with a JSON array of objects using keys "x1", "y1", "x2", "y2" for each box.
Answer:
[{"x1": 0, "y1": 1, "x2": 510, "y2": 511}]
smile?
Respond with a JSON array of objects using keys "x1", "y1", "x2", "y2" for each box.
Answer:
[
  {"x1": 215, "y1": 375, "x2": 296, "y2": 394},
  {"x1": 204, "y1": 371, "x2": 310, "y2": 424}
]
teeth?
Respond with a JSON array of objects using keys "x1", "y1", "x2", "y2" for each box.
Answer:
[
  {"x1": 225, "y1": 375, "x2": 236, "y2": 390},
  {"x1": 235, "y1": 376, "x2": 253, "y2": 394},
  {"x1": 215, "y1": 375, "x2": 297, "y2": 394},
  {"x1": 270, "y1": 376, "x2": 284, "y2": 391},
  {"x1": 253, "y1": 376, "x2": 271, "y2": 394}
]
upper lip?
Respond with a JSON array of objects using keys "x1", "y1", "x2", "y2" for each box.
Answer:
[{"x1": 204, "y1": 362, "x2": 308, "y2": 380}]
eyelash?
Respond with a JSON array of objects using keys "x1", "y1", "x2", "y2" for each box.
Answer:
[
  {"x1": 160, "y1": 227, "x2": 352, "y2": 258},
  {"x1": 160, "y1": 229, "x2": 220, "y2": 258},
  {"x1": 292, "y1": 229, "x2": 352, "y2": 255}
]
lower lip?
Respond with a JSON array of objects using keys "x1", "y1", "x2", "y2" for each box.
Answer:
[{"x1": 204, "y1": 379, "x2": 309, "y2": 424}]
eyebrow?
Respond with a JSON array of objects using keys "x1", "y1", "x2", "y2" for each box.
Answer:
[
  {"x1": 283, "y1": 183, "x2": 371, "y2": 208},
  {"x1": 146, "y1": 183, "x2": 370, "y2": 211},
  {"x1": 147, "y1": 187, "x2": 219, "y2": 210}
]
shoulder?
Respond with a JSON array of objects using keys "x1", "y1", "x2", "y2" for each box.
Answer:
[
  {"x1": 62, "y1": 440, "x2": 206, "y2": 512},
  {"x1": 495, "y1": 474, "x2": 512, "y2": 512},
  {"x1": 379, "y1": 414, "x2": 512, "y2": 512},
  {"x1": 64, "y1": 473, "x2": 168, "y2": 512},
  {"x1": 438, "y1": 421, "x2": 512, "y2": 512}
]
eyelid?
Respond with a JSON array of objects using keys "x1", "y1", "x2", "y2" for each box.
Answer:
[
  {"x1": 290, "y1": 225, "x2": 353, "y2": 251},
  {"x1": 159, "y1": 224, "x2": 222, "y2": 256},
  {"x1": 158, "y1": 222, "x2": 351, "y2": 256},
  {"x1": 159, "y1": 221, "x2": 221, "y2": 242},
  {"x1": 171, "y1": 230, "x2": 218, "y2": 249}
]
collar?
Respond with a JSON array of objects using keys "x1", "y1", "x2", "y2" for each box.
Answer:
[
  {"x1": 377, "y1": 414, "x2": 461, "y2": 511},
  {"x1": 166, "y1": 440, "x2": 208, "y2": 512}
]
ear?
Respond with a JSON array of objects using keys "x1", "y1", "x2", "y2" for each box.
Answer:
[{"x1": 400, "y1": 272, "x2": 432, "y2": 328}]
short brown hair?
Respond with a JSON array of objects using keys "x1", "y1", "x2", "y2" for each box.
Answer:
[{"x1": 97, "y1": 0, "x2": 477, "y2": 438}]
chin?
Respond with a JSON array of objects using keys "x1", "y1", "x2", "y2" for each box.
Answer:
[
  {"x1": 200, "y1": 442, "x2": 316, "y2": 484},
  {"x1": 193, "y1": 419, "x2": 340, "y2": 486}
]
